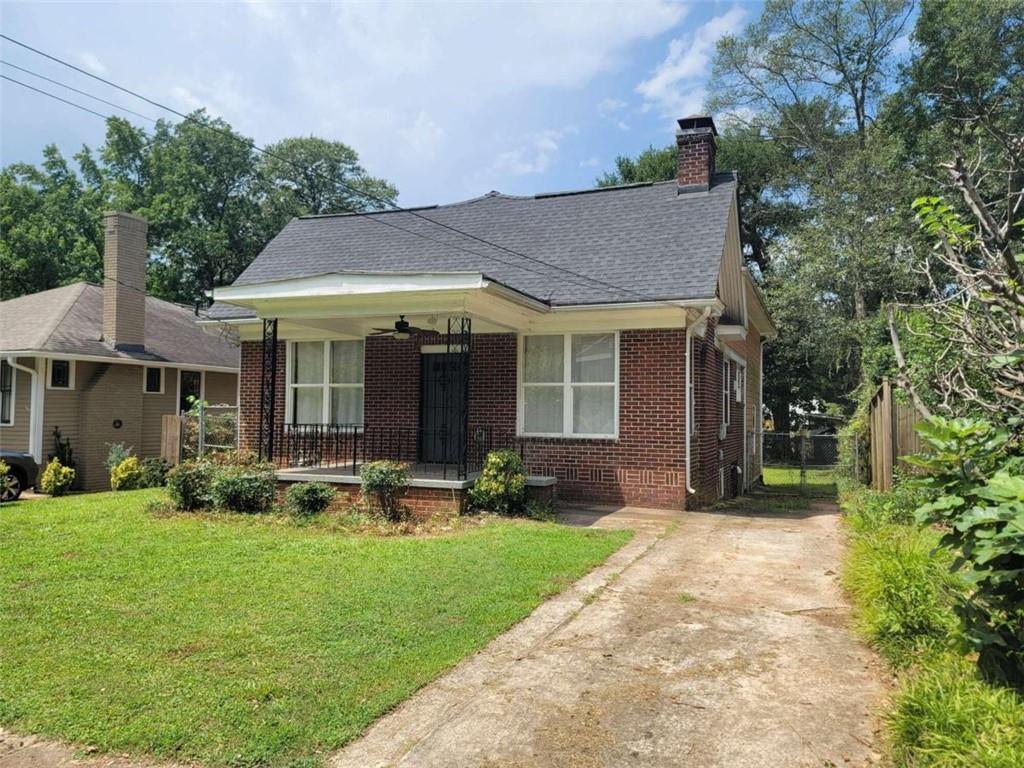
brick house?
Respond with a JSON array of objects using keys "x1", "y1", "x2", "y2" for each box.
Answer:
[
  {"x1": 205, "y1": 116, "x2": 775, "y2": 511},
  {"x1": 0, "y1": 212, "x2": 239, "y2": 492}
]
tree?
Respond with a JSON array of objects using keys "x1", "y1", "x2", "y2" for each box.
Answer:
[{"x1": 1, "y1": 111, "x2": 399, "y2": 305}]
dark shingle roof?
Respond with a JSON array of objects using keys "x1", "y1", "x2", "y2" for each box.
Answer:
[
  {"x1": 0, "y1": 283, "x2": 239, "y2": 368},
  {"x1": 208, "y1": 174, "x2": 737, "y2": 320}
]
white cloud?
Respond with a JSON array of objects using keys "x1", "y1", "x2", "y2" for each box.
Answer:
[
  {"x1": 493, "y1": 127, "x2": 578, "y2": 176},
  {"x1": 170, "y1": 72, "x2": 255, "y2": 124},
  {"x1": 580, "y1": 156, "x2": 602, "y2": 168},
  {"x1": 401, "y1": 111, "x2": 445, "y2": 158},
  {"x1": 636, "y1": 6, "x2": 747, "y2": 117},
  {"x1": 77, "y1": 51, "x2": 107, "y2": 75}
]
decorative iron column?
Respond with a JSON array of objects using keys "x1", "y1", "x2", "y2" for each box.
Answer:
[
  {"x1": 259, "y1": 318, "x2": 279, "y2": 461},
  {"x1": 446, "y1": 316, "x2": 472, "y2": 479}
]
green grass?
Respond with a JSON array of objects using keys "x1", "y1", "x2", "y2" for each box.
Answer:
[
  {"x1": 0, "y1": 490, "x2": 630, "y2": 767},
  {"x1": 761, "y1": 466, "x2": 837, "y2": 497}
]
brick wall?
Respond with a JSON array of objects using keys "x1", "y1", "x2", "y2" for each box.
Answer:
[
  {"x1": 238, "y1": 340, "x2": 285, "y2": 454},
  {"x1": 241, "y1": 329, "x2": 690, "y2": 508},
  {"x1": 676, "y1": 131, "x2": 715, "y2": 190}
]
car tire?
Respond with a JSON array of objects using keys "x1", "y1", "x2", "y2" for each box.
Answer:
[{"x1": 2, "y1": 470, "x2": 23, "y2": 502}]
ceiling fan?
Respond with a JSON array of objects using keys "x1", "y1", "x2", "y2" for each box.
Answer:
[{"x1": 368, "y1": 315, "x2": 427, "y2": 341}]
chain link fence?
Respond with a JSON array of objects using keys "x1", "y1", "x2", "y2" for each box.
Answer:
[
  {"x1": 181, "y1": 404, "x2": 238, "y2": 460},
  {"x1": 760, "y1": 431, "x2": 858, "y2": 496}
]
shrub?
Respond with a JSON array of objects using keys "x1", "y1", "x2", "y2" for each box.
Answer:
[
  {"x1": 166, "y1": 459, "x2": 215, "y2": 511},
  {"x1": 908, "y1": 417, "x2": 1024, "y2": 688},
  {"x1": 843, "y1": 523, "x2": 961, "y2": 667},
  {"x1": 144, "y1": 498, "x2": 177, "y2": 517},
  {"x1": 468, "y1": 449, "x2": 527, "y2": 515},
  {"x1": 0, "y1": 460, "x2": 13, "y2": 501},
  {"x1": 888, "y1": 654, "x2": 1024, "y2": 768},
  {"x1": 286, "y1": 482, "x2": 336, "y2": 517},
  {"x1": 207, "y1": 449, "x2": 260, "y2": 467},
  {"x1": 105, "y1": 442, "x2": 134, "y2": 473},
  {"x1": 39, "y1": 458, "x2": 75, "y2": 496},
  {"x1": 843, "y1": 482, "x2": 929, "y2": 534},
  {"x1": 360, "y1": 460, "x2": 409, "y2": 521},
  {"x1": 139, "y1": 457, "x2": 170, "y2": 488},
  {"x1": 525, "y1": 498, "x2": 556, "y2": 522},
  {"x1": 110, "y1": 456, "x2": 145, "y2": 491},
  {"x1": 209, "y1": 462, "x2": 277, "y2": 514}
]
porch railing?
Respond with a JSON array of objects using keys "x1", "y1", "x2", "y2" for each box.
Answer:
[{"x1": 275, "y1": 423, "x2": 525, "y2": 480}]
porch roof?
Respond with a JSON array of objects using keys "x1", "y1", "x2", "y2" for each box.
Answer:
[{"x1": 209, "y1": 270, "x2": 552, "y2": 335}]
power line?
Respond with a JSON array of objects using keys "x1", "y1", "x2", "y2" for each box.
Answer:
[
  {"x1": 1, "y1": 33, "x2": 674, "y2": 305},
  {"x1": 1, "y1": 73, "x2": 111, "y2": 121},
  {"x1": 1, "y1": 59, "x2": 157, "y2": 122}
]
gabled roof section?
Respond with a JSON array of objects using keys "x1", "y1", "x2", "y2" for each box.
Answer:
[
  {"x1": 0, "y1": 282, "x2": 239, "y2": 368},
  {"x1": 208, "y1": 173, "x2": 738, "y2": 320}
]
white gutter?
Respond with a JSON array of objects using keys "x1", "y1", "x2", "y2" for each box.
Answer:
[
  {"x1": 5, "y1": 356, "x2": 43, "y2": 462},
  {"x1": 685, "y1": 307, "x2": 714, "y2": 495}
]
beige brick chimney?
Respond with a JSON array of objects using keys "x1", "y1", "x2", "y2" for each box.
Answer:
[
  {"x1": 102, "y1": 211, "x2": 148, "y2": 350},
  {"x1": 676, "y1": 115, "x2": 718, "y2": 193}
]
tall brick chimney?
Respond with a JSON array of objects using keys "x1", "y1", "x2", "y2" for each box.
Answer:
[
  {"x1": 102, "y1": 211, "x2": 148, "y2": 351},
  {"x1": 675, "y1": 115, "x2": 717, "y2": 193}
]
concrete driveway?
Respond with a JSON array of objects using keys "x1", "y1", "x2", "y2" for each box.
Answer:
[{"x1": 332, "y1": 499, "x2": 884, "y2": 768}]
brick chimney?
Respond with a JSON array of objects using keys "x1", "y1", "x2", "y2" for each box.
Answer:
[
  {"x1": 676, "y1": 115, "x2": 718, "y2": 193},
  {"x1": 102, "y1": 211, "x2": 148, "y2": 351}
]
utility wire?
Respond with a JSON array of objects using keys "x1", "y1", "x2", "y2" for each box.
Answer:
[
  {"x1": 1, "y1": 73, "x2": 110, "y2": 121},
  {"x1": 1, "y1": 59, "x2": 157, "y2": 122},
  {"x1": 1, "y1": 33, "x2": 678, "y2": 305}
]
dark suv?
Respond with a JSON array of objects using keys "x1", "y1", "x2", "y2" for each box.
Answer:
[{"x1": 1, "y1": 450, "x2": 39, "y2": 502}]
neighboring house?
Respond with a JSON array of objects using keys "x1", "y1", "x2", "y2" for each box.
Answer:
[
  {"x1": 206, "y1": 116, "x2": 776, "y2": 511},
  {"x1": 0, "y1": 212, "x2": 239, "y2": 491}
]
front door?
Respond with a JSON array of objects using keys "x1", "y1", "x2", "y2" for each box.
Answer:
[
  {"x1": 419, "y1": 354, "x2": 466, "y2": 464},
  {"x1": 179, "y1": 370, "x2": 202, "y2": 413}
]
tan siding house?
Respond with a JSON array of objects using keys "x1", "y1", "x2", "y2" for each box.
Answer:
[{"x1": 0, "y1": 212, "x2": 239, "y2": 491}]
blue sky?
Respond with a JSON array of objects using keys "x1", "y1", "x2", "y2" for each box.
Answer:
[{"x1": 1, "y1": 1, "x2": 761, "y2": 206}]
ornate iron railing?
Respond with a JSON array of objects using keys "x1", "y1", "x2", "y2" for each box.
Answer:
[{"x1": 276, "y1": 423, "x2": 524, "y2": 480}]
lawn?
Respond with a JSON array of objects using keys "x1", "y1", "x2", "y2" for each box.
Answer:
[
  {"x1": 761, "y1": 466, "x2": 837, "y2": 497},
  {"x1": 0, "y1": 490, "x2": 630, "y2": 767}
]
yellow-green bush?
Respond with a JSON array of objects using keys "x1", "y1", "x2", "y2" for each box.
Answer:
[
  {"x1": 110, "y1": 456, "x2": 145, "y2": 491},
  {"x1": 39, "y1": 458, "x2": 75, "y2": 496}
]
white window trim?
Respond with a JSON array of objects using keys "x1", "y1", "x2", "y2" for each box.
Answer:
[
  {"x1": 517, "y1": 332, "x2": 620, "y2": 440},
  {"x1": 0, "y1": 359, "x2": 15, "y2": 427},
  {"x1": 721, "y1": 358, "x2": 731, "y2": 427},
  {"x1": 46, "y1": 358, "x2": 75, "y2": 390},
  {"x1": 177, "y1": 369, "x2": 206, "y2": 413},
  {"x1": 143, "y1": 366, "x2": 165, "y2": 394},
  {"x1": 285, "y1": 340, "x2": 365, "y2": 425}
]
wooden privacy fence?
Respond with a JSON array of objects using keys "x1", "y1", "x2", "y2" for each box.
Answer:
[
  {"x1": 161, "y1": 414, "x2": 182, "y2": 466},
  {"x1": 868, "y1": 379, "x2": 924, "y2": 491}
]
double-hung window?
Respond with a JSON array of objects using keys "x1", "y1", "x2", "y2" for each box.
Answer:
[
  {"x1": 0, "y1": 361, "x2": 12, "y2": 426},
  {"x1": 520, "y1": 333, "x2": 618, "y2": 438},
  {"x1": 721, "y1": 359, "x2": 731, "y2": 427},
  {"x1": 289, "y1": 340, "x2": 364, "y2": 425}
]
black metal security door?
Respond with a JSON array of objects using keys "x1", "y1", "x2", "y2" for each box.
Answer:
[{"x1": 419, "y1": 353, "x2": 466, "y2": 464}]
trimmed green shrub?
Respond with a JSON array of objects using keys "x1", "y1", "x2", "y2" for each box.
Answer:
[
  {"x1": 360, "y1": 460, "x2": 409, "y2": 521},
  {"x1": 110, "y1": 456, "x2": 145, "y2": 491},
  {"x1": 286, "y1": 482, "x2": 337, "y2": 517},
  {"x1": 468, "y1": 449, "x2": 527, "y2": 515},
  {"x1": 207, "y1": 450, "x2": 260, "y2": 467},
  {"x1": 888, "y1": 654, "x2": 1024, "y2": 768},
  {"x1": 139, "y1": 457, "x2": 170, "y2": 488},
  {"x1": 209, "y1": 462, "x2": 277, "y2": 514},
  {"x1": 844, "y1": 523, "x2": 961, "y2": 667},
  {"x1": 39, "y1": 458, "x2": 75, "y2": 497},
  {"x1": 105, "y1": 442, "x2": 134, "y2": 473},
  {"x1": 166, "y1": 459, "x2": 215, "y2": 511}
]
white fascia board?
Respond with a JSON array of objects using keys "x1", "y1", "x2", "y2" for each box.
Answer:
[
  {"x1": 0, "y1": 351, "x2": 238, "y2": 374},
  {"x1": 211, "y1": 272, "x2": 489, "y2": 305},
  {"x1": 717, "y1": 341, "x2": 747, "y2": 366},
  {"x1": 548, "y1": 297, "x2": 723, "y2": 313}
]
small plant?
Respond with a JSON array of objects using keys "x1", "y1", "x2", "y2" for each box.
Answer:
[
  {"x1": 524, "y1": 497, "x2": 556, "y2": 521},
  {"x1": 110, "y1": 456, "x2": 145, "y2": 491},
  {"x1": 469, "y1": 449, "x2": 527, "y2": 515},
  {"x1": 209, "y1": 462, "x2": 277, "y2": 514},
  {"x1": 207, "y1": 449, "x2": 260, "y2": 467},
  {"x1": 51, "y1": 427, "x2": 74, "y2": 470},
  {"x1": 39, "y1": 458, "x2": 75, "y2": 497},
  {"x1": 359, "y1": 460, "x2": 410, "y2": 522},
  {"x1": 166, "y1": 459, "x2": 215, "y2": 511},
  {"x1": 105, "y1": 442, "x2": 134, "y2": 473},
  {"x1": 139, "y1": 457, "x2": 170, "y2": 488},
  {"x1": 144, "y1": 498, "x2": 177, "y2": 517},
  {"x1": 0, "y1": 460, "x2": 13, "y2": 501},
  {"x1": 286, "y1": 482, "x2": 337, "y2": 517}
]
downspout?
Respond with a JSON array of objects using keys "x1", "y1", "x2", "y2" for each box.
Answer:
[
  {"x1": 685, "y1": 307, "x2": 713, "y2": 495},
  {"x1": 6, "y1": 356, "x2": 43, "y2": 463}
]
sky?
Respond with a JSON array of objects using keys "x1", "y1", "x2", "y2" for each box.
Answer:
[{"x1": 1, "y1": 1, "x2": 761, "y2": 207}]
